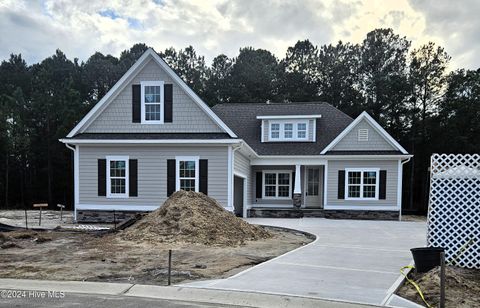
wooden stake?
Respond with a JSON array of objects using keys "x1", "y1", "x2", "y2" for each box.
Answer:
[
  {"x1": 168, "y1": 249, "x2": 172, "y2": 286},
  {"x1": 440, "y1": 251, "x2": 446, "y2": 308}
]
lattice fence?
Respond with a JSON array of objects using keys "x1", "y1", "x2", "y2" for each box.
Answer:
[{"x1": 427, "y1": 154, "x2": 480, "y2": 269}]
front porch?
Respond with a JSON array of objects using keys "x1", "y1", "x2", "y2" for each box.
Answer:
[{"x1": 251, "y1": 164, "x2": 326, "y2": 210}]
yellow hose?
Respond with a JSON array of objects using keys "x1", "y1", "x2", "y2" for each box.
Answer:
[{"x1": 400, "y1": 265, "x2": 432, "y2": 308}]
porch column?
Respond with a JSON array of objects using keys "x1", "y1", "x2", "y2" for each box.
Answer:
[{"x1": 293, "y1": 164, "x2": 302, "y2": 208}]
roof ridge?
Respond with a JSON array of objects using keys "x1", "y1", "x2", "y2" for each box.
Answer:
[{"x1": 213, "y1": 101, "x2": 330, "y2": 106}]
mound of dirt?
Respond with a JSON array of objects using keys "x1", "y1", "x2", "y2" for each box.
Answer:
[
  {"x1": 397, "y1": 266, "x2": 480, "y2": 308},
  {"x1": 121, "y1": 191, "x2": 271, "y2": 246}
]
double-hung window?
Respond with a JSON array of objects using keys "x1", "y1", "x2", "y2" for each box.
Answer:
[
  {"x1": 176, "y1": 156, "x2": 199, "y2": 192},
  {"x1": 107, "y1": 156, "x2": 129, "y2": 198},
  {"x1": 263, "y1": 171, "x2": 292, "y2": 199},
  {"x1": 345, "y1": 169, "x2": 379, "y2": 200},
  {"x1": 141, "y1": 81, "x2": 164, "y2": 123},
  {"x1": 269, "y1": 120, "x2": 309, "y2": 141}
]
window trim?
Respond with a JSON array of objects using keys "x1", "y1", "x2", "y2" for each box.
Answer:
[
  {"x1": 344, "y1": 168, "x2": 379, "y2": 201},
  {"x1": 262, "y1": 170, "x2": 292, "y2": 200},
  {"x1": 269, "y1": 120, "x2": 309, "y2": 141},
  {"x1": 106, "y1": 155, "x2": 129, "y2": 198},
  {"x1": 175, "y1": 156, "x2": 200, "y2": 192},
  {"x1": 141, "y1": 80, "x2": 164, "y2": 124}
]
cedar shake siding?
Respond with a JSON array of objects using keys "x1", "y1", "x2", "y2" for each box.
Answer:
[
  {"x1": 78, "y1": 145, "x2": 229, "y2": 207},
  {"x1": 85, "y1": 59, "x2": 223, "y2": 133},
  {"x1": 330, "y1": 119, "x2": 396, "y2": 152}
]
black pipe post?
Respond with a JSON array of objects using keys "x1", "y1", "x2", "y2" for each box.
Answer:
[
  {"x1": 168, "y1": 249, "x2": 172, "y2": 286},
  {"x1": 113, "y1": 210, "x2": 117, "y2": 230},
  {"x1": 440, "y1": 251, "x2": 446, "y2": 308}
]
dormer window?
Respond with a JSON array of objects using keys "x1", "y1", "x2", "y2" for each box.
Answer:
[
  {"x1": 141, "y1": 81, "x2": 164, "y2": 124},
  {"x1": 297, "y1": 123, "x2": 307, "y2": 138},
  {"x1": 271, "y1": 123, "x2": 280, "y2": 138},
  {"x1": 269, "y1": 120, "x2": 309, "y2": 141}
]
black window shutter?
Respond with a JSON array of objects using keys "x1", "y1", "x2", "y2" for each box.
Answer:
[
  {"x1": 98, "y1": 159, "x2": 106, "y2": 196},
  {"x1": 291, "y1": 172, "x2": 296, "y2": 195},
  {"x1": 167, "y1": 159, "x2": 176, "y2": 196},
  {"x1": 132, "y1": 84, "x2": 141, "y2": 123},
  {"x1": 164, "y1": 84, "x2": 173, "y2": 123},
  {"x1": 129, "y1": 159, "x2": 138, "y2": 197},
  {"x1": 379, "y1": 170, "x2": 387, "y2": 200},
  {"x1": 256, "y1": 172, "x2": 263, "y2": 199},
  {"x1": 199, "y1": 159, "x2": 208, "y2": 195},
  {"x1": 338, "y1": 170, "x2": 345, "y2": 199}
]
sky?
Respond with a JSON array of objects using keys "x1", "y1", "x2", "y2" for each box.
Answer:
[{"x1": 0, "y1": 0, "x2": 478, "y2": 70}]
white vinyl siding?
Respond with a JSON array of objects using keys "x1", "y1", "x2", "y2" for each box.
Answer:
[
  {"x1": 327, "y1": 160, "x2": 399, "y2": 207},
  {"x1": 234, "y1": 152, "x2": 252, "y2": 206},
  {"x1": 78, "y1": 145, "x2": 229, "y2": 207}
]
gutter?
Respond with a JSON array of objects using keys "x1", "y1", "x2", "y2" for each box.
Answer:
[{"x1": 58, "y1": 138, "x2": 242, "y2": 145}]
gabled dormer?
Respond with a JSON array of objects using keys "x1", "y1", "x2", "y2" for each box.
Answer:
[{"x1": 258, "y1": 115, "x2": 322, "y2": 143}]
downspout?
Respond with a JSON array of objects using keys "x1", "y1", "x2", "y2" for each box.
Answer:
[
  {"x1": 399, "y1": 157, "x2": 412, "y2": 221},
  {"x1": 64, "y1": 144, "x2": 77, "y2": 221}
]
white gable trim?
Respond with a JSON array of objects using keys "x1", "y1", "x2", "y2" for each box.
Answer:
[
  {"x1": 67, "y1": 48, "x2": 237, "y2": 138},
  {"x1": 320, "y1": 111, "x2": 409, "y2": 155}
]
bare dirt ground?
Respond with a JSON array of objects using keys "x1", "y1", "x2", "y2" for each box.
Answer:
[
  {"x1": 397, "y1": 266, "x2": 480, "y2": 308},
  {"x1": 0, "y1": 227, "x2": 312, "y2": 285},
  {"x1": 0, "y1": 192, "x2": 313, "y2": 285}
]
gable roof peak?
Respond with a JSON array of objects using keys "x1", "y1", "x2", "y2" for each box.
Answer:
[
  {"x1": 66, "y1": 48, "x2": 236, "y2": 138},
  {"x1": 320, "y1": 111, "x2": 408, "y2": 154}
]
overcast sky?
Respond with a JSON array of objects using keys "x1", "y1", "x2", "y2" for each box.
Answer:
[{"x1": 0, "y1": 0, "x2": 478, "y2": 70}]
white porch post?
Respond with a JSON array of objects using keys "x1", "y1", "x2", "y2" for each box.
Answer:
[{"x1": 294, "y1": 164, "x2": 302, "y2": 194}]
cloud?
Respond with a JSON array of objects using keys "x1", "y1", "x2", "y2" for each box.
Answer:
[
  {"x1": 0, "y1": 0, "x2": 478, "y2": 69},
  {"x1": 408, "y1": 0, "x2": 480, "y2": 69}
]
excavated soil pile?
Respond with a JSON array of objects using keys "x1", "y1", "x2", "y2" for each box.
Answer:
[
  {"x1": 397, "y1": 266, "x2": 480, "y2": 308},
  {"x1": 121, "y1": 191, "x2": 271, "y2": 246}
]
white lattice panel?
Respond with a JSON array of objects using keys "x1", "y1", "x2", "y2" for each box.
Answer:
[{"x1": 427, "y1": 154, "x2": 480, "y2": 269}]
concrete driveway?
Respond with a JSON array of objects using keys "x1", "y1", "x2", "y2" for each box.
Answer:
[{"x1": 181, "y1": 218, "x2": 426, "y2": 306}]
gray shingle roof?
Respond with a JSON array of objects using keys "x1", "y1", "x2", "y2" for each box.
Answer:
[
  {"x1": 325, "y1": 150, "x2": 404, "y2": 155},
  {"x1": 212, "y1": 102, "x2": 353, "y2": 155},
  {"x1": 67, "y1": 133, "x2": 233, "y2": 140}
]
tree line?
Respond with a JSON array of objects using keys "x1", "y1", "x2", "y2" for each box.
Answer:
[{"x1": 0, "y1": 28, "x2": 479, "y2": 213}]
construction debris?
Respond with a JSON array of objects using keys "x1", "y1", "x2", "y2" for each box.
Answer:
[
  {"x1": 122, "y1": 190, "x2": 271, "y2": 246},
  {"x1": 397, "y1": 266, "x2": 480, "y2": 307}
]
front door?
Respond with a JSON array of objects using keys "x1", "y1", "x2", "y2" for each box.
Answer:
[{"x1": 305, "y1": 167, "x2": 323, "y2": 208}]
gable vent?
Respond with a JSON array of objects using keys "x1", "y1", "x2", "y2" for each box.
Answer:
[{"x1": 358, "y1": 129, "x2": 369, "y2": 141}]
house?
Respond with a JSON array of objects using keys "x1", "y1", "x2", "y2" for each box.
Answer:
[{"x1": 60, "y1": 48, "x2": 412, "y2": 222}]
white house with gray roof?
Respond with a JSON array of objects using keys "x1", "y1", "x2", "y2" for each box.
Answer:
[{"x1": 60, "y1": 48, "x2": 412, "y2": 221}]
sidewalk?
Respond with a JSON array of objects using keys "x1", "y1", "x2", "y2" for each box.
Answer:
[{"x1": 0, "y1": 278, "x2": 371, "y2": 308}]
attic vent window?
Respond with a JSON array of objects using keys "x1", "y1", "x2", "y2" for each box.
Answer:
[{"x1": 358, "y1": 129, "x2": 369, "y2": 141}]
